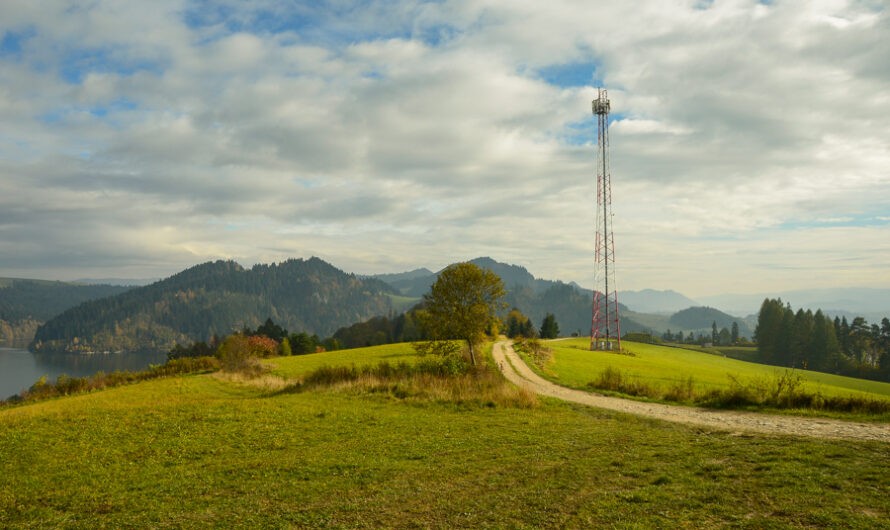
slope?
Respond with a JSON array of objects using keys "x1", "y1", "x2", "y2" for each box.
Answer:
[
  {"x1": 373, "y1": 257, "x2": 648, "y2": 337},
  {"x1": 31, "y1": 258, "x2": 399, "y2": 354},
  {"x1": 0, "y1": 279, "x2": 132, "y2": 346},
  {"x1": 0, "y1": 348, "x2": 887, "y2": 527}
]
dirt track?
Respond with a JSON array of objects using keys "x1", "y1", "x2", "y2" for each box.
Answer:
[{"x1": 493, "y1": 340, "x2": 890, "y2": 442}]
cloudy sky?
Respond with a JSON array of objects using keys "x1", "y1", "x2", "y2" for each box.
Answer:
[{"x1": 1, "y1": 0, "x2": 887, "y2": 297}]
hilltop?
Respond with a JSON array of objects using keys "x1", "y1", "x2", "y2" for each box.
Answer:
[
  {"x1": 372, "y1": 257, "x2": 649, "y2": 337},
  {"x1": 0, "y1": 279, "x2": 131, "y2": 347},
  {"x1": 1, "y1": 342, "x2": 887, "y2": 527},
  {"x1": 31, "y1": 258, "x2": 397, "y2": 354}
]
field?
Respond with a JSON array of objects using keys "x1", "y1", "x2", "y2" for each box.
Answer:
[
  {"x1": 534, "y1": 339, "x2": 890, "y2": 416},
  {"x1": 266, "y1": 342, "x2": 421, "y2": 380},
  {"x1": 1, "y1": 344, "x2": 889, "y2": 527}
]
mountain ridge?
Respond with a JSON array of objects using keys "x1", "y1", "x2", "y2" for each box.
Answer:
[
  {"x1": 11, "y1": 257, "x2": 890, "y2": 352},
  {"x1": 31, "y1": 258, "x2": 399, "y2": 354}
]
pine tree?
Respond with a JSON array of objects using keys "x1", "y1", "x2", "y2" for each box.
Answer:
[{"x1": 540, "y1": 313, "x2": 560, "y2": 339}]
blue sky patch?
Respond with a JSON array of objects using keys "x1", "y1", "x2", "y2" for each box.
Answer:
[
  {"x1": 182, "y1": 0, "x2": 418, "y2": 47},
  {"x1": 777, "y1": 214, "x2": 890, "y2": 230},
  {"x1": 89, "y1": 98, "x2": 139, "y2": 119},
  {"x1": 1, "y1": 27, "x2": 36, "y2": 58},
  {"x1": 537, "y1": 61, "x2": 602, "y2": 88},
  {"x1": 59, "y1": 47, "x2": 165, "y2": 84}
]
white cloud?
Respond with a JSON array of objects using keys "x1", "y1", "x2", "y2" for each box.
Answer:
[{"x1": 0, "y1": 0, "x2": 887, "y2": 297}]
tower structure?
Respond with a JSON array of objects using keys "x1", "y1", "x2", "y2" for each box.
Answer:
[{"x1": 590, "y1": 88, "x2": 621, "y2": 351}]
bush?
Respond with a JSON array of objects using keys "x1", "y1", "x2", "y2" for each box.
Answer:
[
  {"x1": 513, "y1": 338, "x2": 552, "y2": 369},
  {"x1": 585, "y1": 367, "x2": 890, "y2": 415},
  {"x1": 168, "y1": 341, "x2": 215, "y2": 361},
  {"x1": 7, "y1": 356, "x2": 219, "y2": 405},
  {"x1": 281, "y1": 355, "x2": 535, "y2": 408},
  {"x1": 413, "y1": 340, "x2": 462, "y2": 358},
  {"x1": 588, "y1": 366, "x2": 659, "y2": 399},
  {"x1": 217, "y1": 334, "x2": 260, "y2": 373},
  {"x1": 622, "y1": 332, "x2": 662, "y2": 345}
]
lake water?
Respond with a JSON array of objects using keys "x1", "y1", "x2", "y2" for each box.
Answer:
[{"x1": 0, "y1": 347, "x2": 168, "y2": 400}]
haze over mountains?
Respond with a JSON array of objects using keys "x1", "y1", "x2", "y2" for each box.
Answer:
[{"x1": 2, "y1": 256, "x2": 887, "y2": 353}]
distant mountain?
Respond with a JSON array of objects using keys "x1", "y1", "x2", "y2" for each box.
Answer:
[
  {"x1": 369, "y1": 268, "x2": 436, "y2": 297},
  {"x1": 0, "y1": 279, "x2": 132, "y2": 347},
  {"x1": 31, "y1": 258, "x2": 399, "y2": 354},
  {"x1": 369, "y1": 268, "x2": 434, "y2": 284},
  {"x1": 466, "y1": 258, "x2": 545, "y2": 293},
  {"x1": 618, "y1": 289, "x2": 700, "y2": 314},
  {"x1": 0, "y1": 278, "x2": 131, "y2": 321},
  {"x1": 373, "y1": 257, "x2": 647, "y2": 337},
  {"x1": 74, "y1": 278, "x2": 158, "y2": 287},
  {"x1": 668, "y1": 306, "x2": 753, "y2": 337},
  {"x1": 697, "y1": 288, "x2": 890, "y2": 318}
]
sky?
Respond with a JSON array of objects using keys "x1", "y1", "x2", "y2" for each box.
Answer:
[{"x1": 0, "y1": 0, "x2": 888, "y2": 297}]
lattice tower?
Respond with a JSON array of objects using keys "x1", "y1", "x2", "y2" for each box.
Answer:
[{"x1": 590, "y1": 88, "x2": 621, "y2": 351}]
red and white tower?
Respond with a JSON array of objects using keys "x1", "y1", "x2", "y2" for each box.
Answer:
[{"x1": 591, "y1": 88, "x2": 621, "y2": 351}]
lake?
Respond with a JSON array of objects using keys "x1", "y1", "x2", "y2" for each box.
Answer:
[{"x1": 0, "y1": 347, "x2": 168, "y2": 400}]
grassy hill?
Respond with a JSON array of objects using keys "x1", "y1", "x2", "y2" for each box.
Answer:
[
  {"x1": 535, "y1": 339, "x2": 890, "y2": 418},
  {"x1": 1, "y1": 344, "x2": 888, "y2": 527}
]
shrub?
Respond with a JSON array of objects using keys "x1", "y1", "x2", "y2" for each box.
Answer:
[
  {"x1": 664, "y1": 376, "x2": 697, "y2": 403},
  {"x1": 7, "y1": 356, "x2": 220, "y2": 405},
  {"x1": 217, "y1": 334, "x2": 256, "y2": 373},
  {"x1": 513, "y1": 338, "x2": 552, "y2": 369},
  {"x1": 413, "y1": 340, "x2": 462, "y2": 358},
  {"x1": 622, "y1": 332, "x2": 662, "y2": 345},
  {"x1": 282, "y1": 355, "x2": 534, "y2": 409},
  {"x1": 588, "y1": 366, "x2": 660, "y2": 399}
]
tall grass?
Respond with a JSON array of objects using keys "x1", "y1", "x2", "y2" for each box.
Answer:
[
  {"x1": 512, "y1": 337, "x2": 552, "y2": 370},
  {"x1": 283, "y1": 356, "x2": 538, "y2": 409}
]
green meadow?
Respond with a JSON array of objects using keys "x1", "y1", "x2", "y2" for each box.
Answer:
[
  {"x1": 267, "y1": 342, "x2": 421, "y2": 380},
  {"x1": 1, "y1": 344, "x2": 889, "y2": 528},
  {"x1": 532, "y1": 338, "x2": 890, "y2": 417}
]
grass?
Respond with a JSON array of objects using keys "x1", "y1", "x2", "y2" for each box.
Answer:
[
  {"x1": 530, "y1": 338, "x2": 890, "y2": 419},
  {"x1": 1, "y1": 347, "x2": 889, "y2": 528},
  {"x1": 266, "y1": 343, "x2": 421, "y2": 380}
]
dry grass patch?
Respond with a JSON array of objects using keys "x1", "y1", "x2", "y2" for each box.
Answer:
[
  {"x1": 282, "y1": 358, "x2": 538, "y2": 409},
  {"x1": 212, "y1": 371, "x2": 291, "y2": 392}
]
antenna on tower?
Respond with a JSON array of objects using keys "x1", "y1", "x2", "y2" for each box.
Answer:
[{"x1": 591, "y1": 88, "x2": 621, "y2": 351}]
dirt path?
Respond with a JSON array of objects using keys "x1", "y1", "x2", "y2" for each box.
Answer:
[{"x1": 493, "y1": 340, "x2": 890, "y2": 442}]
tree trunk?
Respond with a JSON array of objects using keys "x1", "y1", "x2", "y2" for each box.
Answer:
[{"x1": 468, "y1": 341, "x2": 476, "y2": 366}]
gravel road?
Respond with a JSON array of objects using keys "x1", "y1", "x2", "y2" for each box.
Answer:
[{"x1": 493, "y1": 340, "x2": 890, "y2": 442}]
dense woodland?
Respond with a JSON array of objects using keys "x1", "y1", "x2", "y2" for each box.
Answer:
[
  {"x1": 31, "y1": 259, "x2": 398, "y2": 354},
  {"x1": 755, "y1": 298, "x2": 890, "y2": 381},
  {"x1": 0, "y1": 279, "x2": 130, "y2": 346}
]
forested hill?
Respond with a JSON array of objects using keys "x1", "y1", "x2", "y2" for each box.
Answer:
[
  {"x1": 0, "y1": 279, "x2": 132, "y2": 346},
  {"x1": 372, "y1": 257, "x2": 647, "y2": 341},
  {"x1": 669, "y1": 306, "x2": 752, "y2": 337},
  {"x1": 0, "y1": 278, "x2": 131, "y2": 322},
  {"x1": 31, "y1": 258, "x2": 399, "y2": 354}
]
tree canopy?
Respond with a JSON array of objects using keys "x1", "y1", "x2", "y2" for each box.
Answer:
[
  {"x1": 539, "y1": 313, "x2": 560, "y2": 339},
  {"x1": 419, "y1": 263, "x2": 506, "y2": 365}
]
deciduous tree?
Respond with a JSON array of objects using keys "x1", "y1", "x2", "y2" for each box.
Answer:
[{"x1": 418, "y1": 263, "x2": 506, "y2": 366}]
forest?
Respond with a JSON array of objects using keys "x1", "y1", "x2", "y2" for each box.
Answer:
[
  {"x1": 0, "y1": 279, "x2": 130, "y2": 346},
  {"x1": 755, "y1": 298, "x2": 890, "y2": 381},
  {"x1": 30, "y1": 259, "x2": 398, "y2": 354}
]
